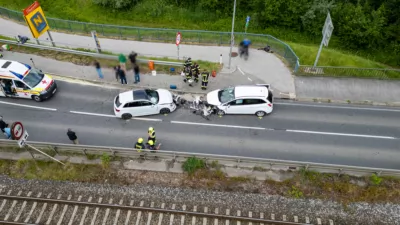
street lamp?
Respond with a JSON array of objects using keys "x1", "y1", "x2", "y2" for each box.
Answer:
[{"x1": 228, "y1": 0, "x2": 237, "y2": 69}]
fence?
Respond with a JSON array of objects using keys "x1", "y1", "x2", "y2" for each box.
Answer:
[
  {"x1": 296, "y1": 65, "x2": 400, "y2": 80},
  {"x1": 0, "y1": 7, "x2": 300, "y2": 71},
  {"x1": 1, "y1": 140, "x2": 399, "y2": 177},
  {"x1": 0, "y1": 38, "x2": 183, "y2": 67}
]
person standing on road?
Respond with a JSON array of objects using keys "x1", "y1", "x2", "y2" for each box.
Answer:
[
  {"x1": 94, "y1": 60, "x2": 104, "y2": 79},
  {"x1": 67, "y1": 128, "x2": 79, "y2": 144},
  {"x1": 201, "y1": 70, "x2": 210, "y2": 90},
  {"x1": 133, "y1": 63, "x2": 140, "y2": 84},
  {"x1": 135, "y1": 138, "x2": 146, "y2": 152},
  {"x1": 118, "y1": 53, "x2": 127, "y2": 73},
  {"x1": 148, "y1": 127, "x2": 156, "y2": 143},
  {"x1": 113, "y1": 66, "x2": 120, "y2": 82},
  {"x1": 118, "y1": 65, "x2": 127, "y2": 84}
]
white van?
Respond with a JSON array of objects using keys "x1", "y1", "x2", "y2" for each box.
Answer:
[{"x1": 0, "y1": 60, "x2": 57, "y2": 102}]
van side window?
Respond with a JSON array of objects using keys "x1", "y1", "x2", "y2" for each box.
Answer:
[
  {"x1": 244, "y1": 99, "x2": 266, "y2": 105},
  {"x1": 14, "y1": 80, "x2": 28, "y2": 89}
]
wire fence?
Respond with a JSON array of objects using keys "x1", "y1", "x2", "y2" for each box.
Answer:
[
  {"x1": 1, "y1": 140, "x2": 399, "y2": 177},
  {"x1": 0, "y1": 6, "x2": 300, "y2": 72}
]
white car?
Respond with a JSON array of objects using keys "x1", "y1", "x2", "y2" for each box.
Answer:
[
  {"x1": 114, "y1": 89, "x2": 177, "y2": 119},
  {"x1": 206, "y1": 84, "x2": 274, "y2": 117}
]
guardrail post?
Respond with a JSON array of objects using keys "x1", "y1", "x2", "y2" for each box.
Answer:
[
  {"x1": 109, "y1": 148, "x2": 115, "y2": 158},
  {"x1": 68, "y1": 21, "x2": 72, "y2": 32},
  {"x1": 377, "y1": 171, "x2": 382, "y2": 176},
  {"x1": 50, "y1": 146, "x2": 58, "y2": 155},
  {"x1": 82, "y1": 149, "x2": 87, "y2": 156},
  {"x1": 337, "y1": 168, "x2": 343, "y2": 177},
  {"x1": 305, "y1": 164, "x2": 309, "y2": 171}
]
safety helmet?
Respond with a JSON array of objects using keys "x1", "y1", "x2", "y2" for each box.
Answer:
[
  {"x1": 148, "y1": 140, "x2": 154, "y2": 145},
  {"x1": 138, "y1": 138, "x2": 143, "y2": 143},
  {"x1": 148, "y1": 127, "x2": 154, "y2": 131}
]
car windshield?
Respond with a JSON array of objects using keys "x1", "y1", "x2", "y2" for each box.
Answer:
[
  {"x1": 23, "y1": 69, "x2": 44, "y2": 87},
  {"x1": 218, "y1": 87, "x2": 235, "y2": 103},
  {"x1": 145, "y1": 89, "x2": 159, "y2": 104}
]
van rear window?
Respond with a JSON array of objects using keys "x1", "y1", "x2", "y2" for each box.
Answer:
[{"x1": 1, "y1": 61, "x2": 12, "y2": 69}]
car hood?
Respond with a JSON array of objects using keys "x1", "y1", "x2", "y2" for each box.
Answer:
[
  {"x1": 206, "y1": 90, "x2": 221, "y2": 106},
  {"x1": 156, "y1": 89, "x2": 173, "y2": 104},
  {"x1": 31, "y1": 74, "x2": 54, "y2": 92}
]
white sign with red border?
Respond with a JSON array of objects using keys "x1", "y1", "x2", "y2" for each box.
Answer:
[
  {"x1": 176, "y1": 32, "x2": 181, "y2": 46},
  {"x1": 11, "y1": 122, "x2": 24, "y2": 140}
]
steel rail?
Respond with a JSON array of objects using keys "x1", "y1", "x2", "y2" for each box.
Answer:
[{"x1": 0, "y1": 194, "x2": 309, "y2": 225}]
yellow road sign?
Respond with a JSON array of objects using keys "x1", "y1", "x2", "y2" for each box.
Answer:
[{"x1": 23, "y1": 1, "x2": 50, "y2": 39}]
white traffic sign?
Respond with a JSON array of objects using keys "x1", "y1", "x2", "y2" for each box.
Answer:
[
  {"x1": 11, "y1": 122, "x2": 24, "y2": 140},
  {"x1": 322, "y1": 12, "x2": 334, "y2": 47},
  {"x1": 18, "y1": 131, "x2": 29, "y2": 148},
  {"x1": 176, "y1": 32, "x2": 181, "y2": 46}
]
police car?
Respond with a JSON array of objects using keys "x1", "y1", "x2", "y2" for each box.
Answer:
[
  {"x1": 206, "y1": 84, "x2": 274, "y2": 117},
  {"x1": 0, "y1": 60, "x2": 57, "y2": 102}
]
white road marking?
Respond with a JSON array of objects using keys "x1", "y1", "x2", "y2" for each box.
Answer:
[
  {"x1": 0, "y1": 101, "x2": 57, "y2": 111},
  {"x1": 171, "y1": 121, "x2": 266, "y2": 130},
  {"x1": 275, "y1": 102, "x2": 400, "y2": 112},
  {"x1": 286, "y1": 129, "x2": 396, "y2": 140},
  {"x1": 247, "y1": 77, "x2": 252, "y2": 82},
  {"x1": 237, "y1": 67, "x2": 245, "y2": 75},
  {"x1": 69, "y1": 111, "x2": 162, "y2": 122}
]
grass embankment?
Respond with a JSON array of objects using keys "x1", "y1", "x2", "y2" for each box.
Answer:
[
  {"x1": 0, "y1": 151, "x2": 399, "y2": 204},
  {"x1": 0, "y1": 37, "x2": 221, "y2": 74}
]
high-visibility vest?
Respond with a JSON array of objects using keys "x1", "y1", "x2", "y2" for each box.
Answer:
[
  {"x1": 202, "y1": 72, "x2": 209, "y2": 82},
  {"x1": 148, "y1": 130, "x2": 156, "y2": 138},
  {"x1": 135, "y1": 143, "x2": 144, "y2": 149}
]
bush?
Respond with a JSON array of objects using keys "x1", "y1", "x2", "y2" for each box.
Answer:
[
  {"x1": 370, "y1": 173, "x2": 383, "y2": 186},
  {"x1": 288, "y1": 185, "x2": 304, "y2": 198},
  {"x1": 92, "y1": 0, "x2": 140, "y2": 10},
  {"x1": 182, "y1": 157, "x2": 206, "y2": 175}
]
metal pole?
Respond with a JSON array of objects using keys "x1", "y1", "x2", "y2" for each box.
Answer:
[
  {"x1": 26, "y1": 144, "x2": 65, "y2": 165},
  {"x1": 47, "y1": 30, "x2": 56, "y2": 47},
  {"x1": 177, "y1": 45, "x2": 180, "y2": 59},
  {"x1": 228, "y1": 0, "x2": 237, "y2": 69},
  {"x1": 313, "y1": 34, "x2": 325, "y2": 67}
]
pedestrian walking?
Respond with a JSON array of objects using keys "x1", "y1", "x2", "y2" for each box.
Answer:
[
  {"x1": 94, "y1": 60, "x2": 104, "y2": 79},
  {"x1": 67, "y1": 128, "x2": 79, "y2": 144},
  {"x1": 133, "y1": 63, "x2": 140, "y2": 84},
  {"x1": 118, "y1": 65, "x2": 127, "y2": 84}
]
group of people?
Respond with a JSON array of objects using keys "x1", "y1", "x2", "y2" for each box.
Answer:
[
  {"x1": 134, "y1": 127, "x2": 161, "y2": 152},
  {"x1": 93, "y1": 51, "x2": 141, "y2": 85},
  {"x1": 183, "y1": 57, "x2": 210, "y2": 90}
]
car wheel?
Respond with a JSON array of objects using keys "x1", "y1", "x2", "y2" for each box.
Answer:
[
  {"x1": 121, "y1": 113, "x2": 132, "y2": 120},
  {"x1": 217, "y1": 110, "x2": 225, "y2": 116},
  {"x1": 255, "y1": 111, "x2": 266, "y2": 117},
  {"x1": 160, "y1": 108, "x2": 171, "y2": 114},
  {"x1": 32, "y1": 95, "x2": 42, "y2": 102}
]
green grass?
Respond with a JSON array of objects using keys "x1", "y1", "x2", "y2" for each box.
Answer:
[{"x1": 0, "y1": 1, "x2": 398, "y2": 72}]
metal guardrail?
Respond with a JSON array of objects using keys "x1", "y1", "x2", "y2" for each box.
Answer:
[
  {"x1": 296, "y1": 65, "x2": 400, "y2": 80},
  {"x1": 0, "y1": 39, "x2": 184, "y2": 67},
  {"x1": 1, "y1": 140, "x2": 399, "y2": 177},
  {"x1": 0, "y1": 6, "x2": 300, "y2": 72}
]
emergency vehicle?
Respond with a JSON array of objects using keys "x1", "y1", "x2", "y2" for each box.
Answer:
[{"x1": 0, "y1": 60, "x2": 57, "y2": 102}]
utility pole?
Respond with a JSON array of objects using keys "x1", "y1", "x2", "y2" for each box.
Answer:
[{"x1": 228, "y1": 0, "x2": 237, "y2": 69}]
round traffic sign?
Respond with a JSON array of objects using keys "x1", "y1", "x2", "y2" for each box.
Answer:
[
  {"x1": 176, "y1": 32, "x2": 181, "y2": 46},
  {"x1": 11, "y1": 122, "x2": 24, "y2": 140}
]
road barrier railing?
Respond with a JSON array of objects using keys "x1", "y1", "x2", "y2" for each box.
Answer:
[
  {"x1": 1, "y1": 140, "x2": 399, "y2": 177},
  {"x1": 0, "y1": 38, "x2": 184, "y2": 67}
]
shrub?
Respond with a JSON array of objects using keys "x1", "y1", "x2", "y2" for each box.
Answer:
[
  {"x1": 182, "y1": 157, "x2": 206, "y2": 175},
  {"x1": 288, "y1": 185, "x2": 304, "y2": 198},
  {"x1": 92, "y1": 0, "x2": 140, "y2": 10},
  {"x1": 370, "y1": 173, "x2": 383, "y2": 186}
]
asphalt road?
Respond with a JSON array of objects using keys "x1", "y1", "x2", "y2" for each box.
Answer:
[{"x1": 0, "y1": 80, "x2": 399, "y2": 169}]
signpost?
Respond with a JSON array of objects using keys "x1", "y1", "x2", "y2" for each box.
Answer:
[
  {"x1": 10, "y1": 121, "x2": 65, "y2": 165},
  {"x1": 245, "y1": 16, "x2": 250, "y2": 33},
  {"x1": 91, "y1": 30, "x2": 102, "y2": 53},
  {"x1": 22, "y1": 1, "x2": 55, "y2": 47},
  {"x1": 176, "y1": 32, "x2": 181, "y2": 59},
  {"x1": 313, "y1": 11, "x2": 334, "y2": 67}
]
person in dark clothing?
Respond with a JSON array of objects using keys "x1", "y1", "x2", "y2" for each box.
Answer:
[
  {"x1": 113, "y1": 66, "x2": 120, "y2": 81},
  {"x1": 129, "y1": 51, "x2": 138, "y2": 64},
  {"x1": 0, "y1": 116, "x2": 8, "y2": 133},
  {"x1": 94, "y1": 60, "x2": 104, "y2": 79},
  {"x1": 191, "y1": 63, "x2": 200, "y2": 83},
  {"x1": 133, "y1": 63, "x2": 140, "y2": 84},
  {"x1": 17, "y1": 35, "x2": 29, "y2": 44},
  {"x1": 258, "y1": 45, "x2": 273, "y2": 53},
  {"x1": 117, "y1": 65, "x2": 127, "y2": 84},
  {"x1": 67, "y1": 128, "x2": 79, "y2": 144},
  {"x1": 135, "y1": 138, "x2": 146, "y2": 152}
]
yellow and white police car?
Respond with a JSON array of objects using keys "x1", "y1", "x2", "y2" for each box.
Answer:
[{"x1": 0, "y1": 60, "x2": 57, "y2": 102}]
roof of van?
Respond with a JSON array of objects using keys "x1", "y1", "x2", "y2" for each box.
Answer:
[
  {"x1": 234, "y1": 85, "x2": 268, "y2": 98},
  {"x1": 0, "y1": 60, "x2": 31, "y2": 79}
]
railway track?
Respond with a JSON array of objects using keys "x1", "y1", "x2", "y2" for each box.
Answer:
[{"x1": 0, "y1": 189, "x2": 335, "y2": 225}]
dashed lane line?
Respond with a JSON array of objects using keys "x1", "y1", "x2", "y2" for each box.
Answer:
[
  {"x1": 0, "y1": 101, "x2": 57, "y2": 111},
  {"x1": 69, "y1": 111, "x2": 163, "y2": 122}
]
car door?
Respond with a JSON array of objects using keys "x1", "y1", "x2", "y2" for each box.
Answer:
[
  {"x1": 13, "y1": 80, "x2": 31, "y2": 99},
  {"x1": 225, "y1": 99, "x2": 246, "y2": 114},
  {"x1": 137, "y1": 100, "x2": 158, "y2": 116},
  {"x1": 243, "y1": 98, "x2": 267, "y2": 114},
  {"x1": 123, "y1": 101, "x2": 141, "y2": 116}
]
